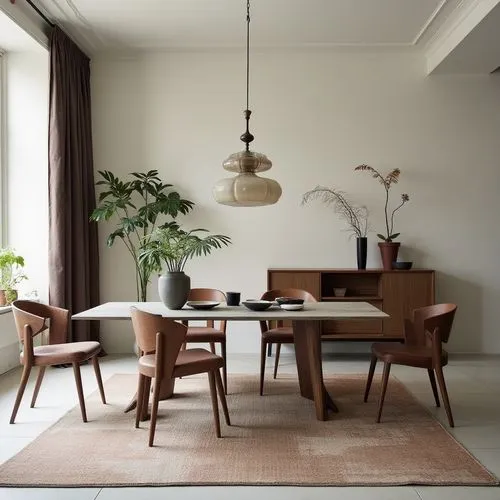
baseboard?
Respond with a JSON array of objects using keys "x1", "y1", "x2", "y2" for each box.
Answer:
[{"x1": 0, "y1": 342, "x2": 19, "y2": 375}]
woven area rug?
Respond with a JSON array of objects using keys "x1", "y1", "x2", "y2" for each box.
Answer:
[{"x1": 0, "y1": 373, "x2": 497, "y2": 487}]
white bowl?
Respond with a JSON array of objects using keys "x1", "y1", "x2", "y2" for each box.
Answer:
[{"x1": 279, "y1": 303, "x2": 304, "y2": 311}]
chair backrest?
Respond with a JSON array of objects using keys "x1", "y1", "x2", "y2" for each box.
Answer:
[
  {"x1": 130, "y1": 307, "x2": 187, "y2": 380},
  {"x1": 260, "y1": 288, "x2": 317, "y2": 331},
  {"x1": 413, "y1": 303, "x2": 457, "y2": 345},
  {"x1": 187, "y1": 288, "x2": 227, "y2": 330},
  {"x1": 12, "y1": 300, "x2": 69, "y2": 345}
]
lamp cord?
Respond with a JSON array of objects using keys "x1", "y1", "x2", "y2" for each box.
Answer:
[
  {"x1": 240, "y1": 0, "x2": 255, "y2": 151},
  {"x1": 246, "y1": 0, "x2": 250, "y2": 111}
]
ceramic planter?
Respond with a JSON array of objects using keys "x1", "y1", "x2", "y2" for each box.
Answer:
[
  {"x1": 378, "y1": 242, "x2": 400, "y2": 271},
  {"x1": 158, "y1": 272, "x2": 190, "y2": 309}
]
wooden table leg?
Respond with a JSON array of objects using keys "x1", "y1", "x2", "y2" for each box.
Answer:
[
  {"x1": 124, "y1": 377, "x2": 176, "y2": 421},
  {"x1": 293, "y1": 320, "x2": 338, "y2": 420}
]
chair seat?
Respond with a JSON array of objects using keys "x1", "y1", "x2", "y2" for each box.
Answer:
[
  {"x1": 262, "y1": 327, "x2": 294, "y2": 343},
  {"x1": 21, "y1": 341, "x2": 101, "y2": 366},
  {"x1": 138, "y1": 348, "x2": 223, "y2": 378},
  {"x1": 186, "y1": 327, "x2": 225, "y2": 343},
  {"x1": 371, "y1": 342, "x2": 448, "y2": 369}
]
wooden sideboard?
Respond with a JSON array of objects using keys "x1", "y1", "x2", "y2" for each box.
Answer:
[{"x1": 267, "y1": 268, "x2": 435, "y2": 341}]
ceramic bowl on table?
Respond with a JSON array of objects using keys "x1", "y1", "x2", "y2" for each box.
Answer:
[
  {"x1": 275, "y1": 297, "x2": 305, "y2": 306},
  {"x1": 186, "y1": 301, "x2": 220, "y2": 310},
  {"x1": 279, "y1": 303, "x2": 304, "y2": 311},
  {"x1": 242, "y1": 300, "x2": 274, "y2": 311}
]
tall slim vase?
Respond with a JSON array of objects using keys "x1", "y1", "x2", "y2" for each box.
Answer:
[{"x1": 356, "y1": 237, "x2": 367, "y2": 270}]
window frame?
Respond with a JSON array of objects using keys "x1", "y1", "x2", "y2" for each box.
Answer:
[{"x1": 0, "y1": 51, "x2": 6, "y2": 248}]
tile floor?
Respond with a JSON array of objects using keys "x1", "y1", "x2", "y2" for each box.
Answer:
[{"x1": 1, "y1": 353, "x2": 500, "y2": 499}]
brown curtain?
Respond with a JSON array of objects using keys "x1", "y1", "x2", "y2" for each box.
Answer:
[{"x1": 48, "y1": 26, "x2": 100, "y2": 342}]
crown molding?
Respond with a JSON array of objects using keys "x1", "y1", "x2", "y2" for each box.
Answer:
[
  {"x1": 424, "y1": 0, "x2": 500, "y2": 73},
  {"x1": 0, "y1": 0, "x2": 49, "y2": 49},
  {"x1": 412, "y1": 0, "x2": 451, "y2": 45}
]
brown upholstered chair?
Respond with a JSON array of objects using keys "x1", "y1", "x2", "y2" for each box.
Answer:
[
  {"x1": 259, "y1": 288, "x2": 317, "y2": 395},
  {"x1": 130, "y1": 306, "x2": 230, "y2": 447},
  {"x1": 182, "y1": 288, "x2": 228, "y2": 394},
  {"x1": 10, "y1": 300, "x2": 106, "y2": 424},
  {"x1": 364, "y1": 303, "x2": 457, "y2": 427}
]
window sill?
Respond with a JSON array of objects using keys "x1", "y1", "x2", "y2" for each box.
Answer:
[{"x1": 0, "y1": 306, "x2": 12, "y2": 315}]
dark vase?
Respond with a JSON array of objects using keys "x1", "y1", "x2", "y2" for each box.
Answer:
[
  {"x1": 158, "y1": 271, "x2": 191, "y2": 309},
  {"x1": 356, "y1": 237, "x2": 367, "y2": 270},
  {"x1": 378, "y1": 242, "x2": 401, "y2": 271}
]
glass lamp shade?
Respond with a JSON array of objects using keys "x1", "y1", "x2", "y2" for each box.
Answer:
[
  {"x1": 223, "y1": 150, "x2": 272, "y2": 173},
  {"x1": 213, "y1": 172, "x2": 282, "y2": 207}
]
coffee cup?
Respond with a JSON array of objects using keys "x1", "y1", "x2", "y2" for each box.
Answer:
[{"x1": 226, "y1": 291, "x2": 240, "y2": 306}]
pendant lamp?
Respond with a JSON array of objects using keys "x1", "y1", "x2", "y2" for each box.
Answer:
[{"x1": 213, "y1": 0, "x2": 282, "y2": 207}]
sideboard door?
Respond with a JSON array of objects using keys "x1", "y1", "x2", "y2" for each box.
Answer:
[
  {"x1": 381, "y1": 272, "x2": 434, "y2": 338},
  {"x1": 267, "y1": 271, "x2": 321, "y2": 299}
]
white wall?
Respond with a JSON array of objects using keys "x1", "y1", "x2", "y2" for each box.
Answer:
[{"x1": 91, "y1": 50, "x2": 500, "y2": 355}]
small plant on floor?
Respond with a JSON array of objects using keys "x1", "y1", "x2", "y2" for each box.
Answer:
[
  {"x1": 0, "y1": 248, "x2": 27, "y2": 305},
  {"x1": 355, "y1": 164, "x2": 410, "y2": 242}
]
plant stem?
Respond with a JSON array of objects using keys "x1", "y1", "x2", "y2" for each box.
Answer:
[
  {"x1": 384, "y1": 185, "x2": 390, "y2": 240},
  {"x1": 390, "y1": 199, "x2": 406, "y2": 235}
]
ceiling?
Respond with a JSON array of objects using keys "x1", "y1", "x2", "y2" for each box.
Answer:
[{"x1": 30, "y1": 0, "x2": 462, "y2": 53}]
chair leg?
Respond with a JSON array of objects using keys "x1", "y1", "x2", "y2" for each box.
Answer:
[
  {"x1": 92, "y1": 356, "x2": 106, "y2": 404},
  {"x1": 141, "y1": 377, "x2": 152, "y2": 422},
  {"x1": 214, "y1": 369, "x2": 231, "y2": 426},
  {"x1": 72, "y1": 362, "x2": 88, "y2": 423},
  {"x1": 221, "y1": 340, "x2": 227, "y2": 395},
  {"x1": 260, "y1": 338, "x2": 267, "y2": 396},
  {"x1": 30, "y1": 366, "x2": 46, "y2": 408},
  {"x1": 435, "y1": 364, "x2": 454, "y2": 427},
  {"x1": 364, "y1": 354, "x2": 377, "y2": 402},
  {"x1": 273, "y1": 343, "x2": 281, "y2": 379},
  {"x1": 376, "y1": 362, "x2": 391, "y2": 423},
  {"x1": 267, "y1": 343, "x2": 272, "y2": 357},
  {"x1": 149, "y1": 377, "x2": 162, "y2": 447},
  {"x1": 207, "y1": 371, "x2": 221, "y2": 438},
  {"x1": 209, "y1": 342, "x2": 216, "y2": 354},
  {"x1": 10, "y1": 364, "x2": 32, "y2": 424},
  {"x1": 135, "y1": 374, "x2": 146, "y2": 429},
  {"x1": 427, "y1": 368, "x2": 440, "y2": 407}
]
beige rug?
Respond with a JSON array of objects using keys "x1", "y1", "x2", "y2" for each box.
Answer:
[{"x1": 0, "y1": 373, "x2": 497, "y2": 487}]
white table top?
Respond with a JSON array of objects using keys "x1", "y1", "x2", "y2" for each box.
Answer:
[{"x1": 72, "y1": 301, "x2": 388, "y2": 321}]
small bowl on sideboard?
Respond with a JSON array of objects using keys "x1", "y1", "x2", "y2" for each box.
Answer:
[{"x1": 392, "y1": 261, "x2": 413, "y2": 270}]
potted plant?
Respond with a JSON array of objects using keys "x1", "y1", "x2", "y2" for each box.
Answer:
[
  {"x1": 355, "y1": 164, "x2": 410, "y2": 270},
  {"x1": 91, "y1": 170, "x2": 195, "y2": 301},
  {"x1": 139, "y1": 222, "x2": 231, "y2": 309},
  {"x1": 302, "y1": 186, "x2": 369, "y2": 269},
  {"x1": 0, "y1": 248, "x2": 27, "y2": 305}
]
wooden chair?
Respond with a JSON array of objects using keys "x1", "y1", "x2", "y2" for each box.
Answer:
[
  {"x1": 259, "y1": 288, "x2": 317, "y2": 395},
  {"x1": 182, "y1": 288, "x2": 228, "y2": 394},
  {"x1": 10, "y1": 300, "x2": 106, "y2": 424},
  {"x1": 130, "y1": 306, "x2": 230, "y2": 447},
  {"x1": 364, "y1": 303, "x2": 457, "y2": 427}
]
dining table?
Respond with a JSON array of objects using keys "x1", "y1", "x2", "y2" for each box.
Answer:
[{"x1": 72, "y1": 301, "x2": 388, "y2": 421}]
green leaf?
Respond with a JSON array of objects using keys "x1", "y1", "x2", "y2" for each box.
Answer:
[
  {"x1": 389, "y1": 233, "x2": 400, "y2": 240},
  {"x1": 376, "y1": 233, "x2": 387, "y2": 241}
]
